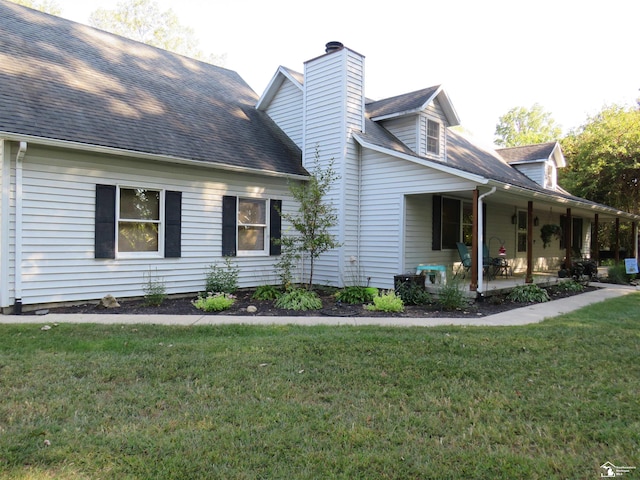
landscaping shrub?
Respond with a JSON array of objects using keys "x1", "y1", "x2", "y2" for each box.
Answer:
[
  {"x1": 142, "y1": 269, "x2": 167, "y2": 306},
  {"x1": 507, "y1": 284, "x2": 550, "y2": 303},
  {"x1": 366, "y1": 290, "x2": 404, "y2": 313},
  {"x1": 395, "y1": 281, "x2": 431, "y2": 306},
  {"x1": 336, "y1": 285, "x2": 377, "y2": 304},
  {"x1": 274, "y1": 288, "x2": 322, "y2": 311},
  {"x1": 436, "y1": 281, "x2": 469, "y2": 311},
  {"x1": 205, "y1": 257, "x2": 239, "y2": 293},
  {"x1": 252, "y1": 284, "x2": 282, "y2": 301},
  {"x1": 551, "y1": 280, "x2": 585, "y2": 293},
  {"x1": 607, "y1": 264, "x2": 635, "y2": 284},
  {"x1": 192, "y1": 292, "x2": 236, "y2": 312}
]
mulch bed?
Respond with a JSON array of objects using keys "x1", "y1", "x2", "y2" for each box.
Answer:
[{"x1": 37, "y1": 284, "x2": 600, "y2": 319}]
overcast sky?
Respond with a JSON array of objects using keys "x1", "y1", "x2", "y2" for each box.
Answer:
[{"x1": 54, "y1": 0, "x2": 639, "y2": 147}]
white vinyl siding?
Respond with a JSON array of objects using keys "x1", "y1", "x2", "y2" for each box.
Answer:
[
  {"x1": 5, "y1": 145, "x2": 297, "y2": 308},
  {"x1": 380, "y1": 116, "x2": 418, "y2": 151},
  {"x1": 265, "y1": 80, "x2": 304, "y2": 148},
  {"x1": 513, "y1": 162, "x2": 545, "y2": 187},
  {"x1": 359, "y1": 148, "x2": 478, "y2": 288},
  {"x1": 303, "y1": 47, "x2": 364, "y2": 287}
]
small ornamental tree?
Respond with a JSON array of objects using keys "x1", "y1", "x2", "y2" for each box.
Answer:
[{"x1": 280, "y1": 148, "x2": 341, "y2": 290}]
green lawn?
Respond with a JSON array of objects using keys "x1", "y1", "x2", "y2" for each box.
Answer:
[{"x1": 1, "y1": 294, "x2": 639, "y2": 479}]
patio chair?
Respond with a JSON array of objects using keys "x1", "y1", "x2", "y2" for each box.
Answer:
[
  {"x1": 455, "y1": 242, "x2": 473, "y2": 278},
  {"x1": 455, "y1": 242, "x2": 495, "y2": 279}
]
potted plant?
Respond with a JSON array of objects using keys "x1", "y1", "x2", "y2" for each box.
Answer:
[{"x1": 540, "y1": 224, "x2": 562, "y2": 248}]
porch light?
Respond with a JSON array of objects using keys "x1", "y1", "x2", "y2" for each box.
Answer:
[
  {"x1": 534, "y1": 216, "x2": 540, "y2": 226},
  {"x1": 511, "y1": 213, "x2": 517, "y2": 224}
]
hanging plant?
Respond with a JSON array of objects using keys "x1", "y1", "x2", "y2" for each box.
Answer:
[{"x1": 540, "y1": 224, "x2": 562, "y2": 248}]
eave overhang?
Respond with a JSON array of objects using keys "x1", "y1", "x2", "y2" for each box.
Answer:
[{"x1": 0, "y1": 132, "x2": 309, "y2": 181}]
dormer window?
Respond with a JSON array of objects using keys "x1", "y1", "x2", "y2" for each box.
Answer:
[
  {"x1": 427, "y1": 119, "x2": 440, "y2": 155},
  {"x1": 544, "y1": 162, "x2": 557, "y2": 189}
]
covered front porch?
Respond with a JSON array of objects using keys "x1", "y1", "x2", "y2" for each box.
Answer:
[
  {"x1": 403, "y1": 186, "x2": 638, "y2": 298},
  {"x1": 424, "y1": 271, "x2": 573, "y2": 299}
]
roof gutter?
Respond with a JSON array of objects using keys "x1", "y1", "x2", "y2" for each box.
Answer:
[
  {"x1": 14, "y1": 141, "x2": 27, "y2": 314},
  {"x1": 485, "y1": 179, "x2": 640, "y2": 221},
  {"x1": 0, "y1": 132, "x2": 309, "y2": 182}
]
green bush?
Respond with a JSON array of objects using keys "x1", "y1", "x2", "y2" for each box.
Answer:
[
  {"x1": 607, "y1": 264, "x2": 635, "y2": 285},
  {"x1": 436, "y1": 281, "x2": 469, "y2": 311},
  {"x1": 205, "y1": 257, "x2": 239, "y2": 294},
  {"x1": 552, "y1": 280, "x2": 585, "y2": 293},
  {"x1": 395, "y1": 281, "x2": 431, "y2": 306},
  {"x1": 142, "y1": 269, "x2": 167, "y2": 306},
  {"x1": 252, "y1": 284, "x2": 282, "y2": 301},
  {"x1": 275, "y1": 288, "x2": 322, "y2": 311},
  {"x1": 336, "y1": 285, "x2": 377, "y2": 304},
  {"x1": 192, "y1": 292, "x2": 236, "y2": 312},
  {"x1": 507, "y1": 284, "x2": 550, "y2": 303},
  {"x1": 366, "y1": 290, "x2": 404, "y2": 313}
]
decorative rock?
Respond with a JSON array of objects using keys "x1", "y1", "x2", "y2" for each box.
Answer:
[
  {"x1": 247, "y1": 305, "x2": 257, "y2": 313},
  {"x1": 99, "y1": 294, "x2": 120, "y2": 309}
]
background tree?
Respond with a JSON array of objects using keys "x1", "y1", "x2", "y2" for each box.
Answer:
[
  {"x1": 9, "y1": 0, "x2": 61, "y2": 14},
  {"x1": 494, "y1": 103, "x2": 562, "y2": 147},
  {"x1": 89, "y1": 0, "x2": 224, "y2": 64},
  {"x1": 560, "y1": 105, "x2": 640, "y2": 214},
  {"x1": 560, "y1": 104, "x2": 640, "y2": 253},
  {"x1": 279, "y1": 150, "x2": 341, "y2": 290}
]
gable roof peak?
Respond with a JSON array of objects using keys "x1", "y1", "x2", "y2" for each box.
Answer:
[
  {"x1": 365, "y1": 85, "x2": 459, "y2": 126},
  {"x1": 497, "y1": 141, "x2": 565, "y2": 167}
]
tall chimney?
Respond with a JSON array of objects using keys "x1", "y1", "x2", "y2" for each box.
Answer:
[{"x1": 325, "y1": 41, "x2": 344, "y2": 54}]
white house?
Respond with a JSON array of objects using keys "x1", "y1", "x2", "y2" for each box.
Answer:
[{"x1": 0, "y1": 1, "x2": 637, "y2": 313}]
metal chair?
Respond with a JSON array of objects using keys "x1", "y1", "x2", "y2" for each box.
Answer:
[{"x1": 456, "y1": 242, "x2": 494, "y2": 279}]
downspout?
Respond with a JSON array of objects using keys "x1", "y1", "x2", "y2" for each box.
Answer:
[
  {"x1": 476, "y1": 187, "x2": 496, "y2": 295},
  {"x1": 14, "y1": 141, "x2": 27, "y2": 314}
]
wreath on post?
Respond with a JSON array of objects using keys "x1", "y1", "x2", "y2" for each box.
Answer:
[{"x1": 540, "y1": 224, "x2": 562, "y2": 248}]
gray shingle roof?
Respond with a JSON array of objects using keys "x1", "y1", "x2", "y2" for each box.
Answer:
[
  {"x1": 444, "y1": 132, "x2": 619, "y2": 211},
  {"x1": 357, "y1": 121, "x2": 623, "y2": 214},
  {"x1": 496, "y1": 142, "x2": 557, "y2": 164},
  {"x1": 366, "y1": 86, "x2": 441, "y2": 119},
  {"x1": 0, "y1": 0, "x2": 305, "y2": 177}
]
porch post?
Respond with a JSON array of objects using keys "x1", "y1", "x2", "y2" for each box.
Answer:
[
  {"x1": 470, "y1": 189, "x2": 479, "y2": 291},
  {"x1": 526, "y1": 201, "x2": 533, "y2": 283},
  {"x1": 565, "y1": 208, "x2": 572, "y2": 269},
  {"x1": 615, "y1": 218, "x2": 620, "y2": 264},
  {"x1": 593, "y1": 214, "x2": 599, "y2": 264}
]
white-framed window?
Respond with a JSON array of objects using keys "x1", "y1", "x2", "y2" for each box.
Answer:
[
  {"x1": 117, "y1": 186, "x2": 163, "y2": 256},
  {"x1": 237, "y1": 197, "x2": 268, "y2": 255},
  {"x1": 427, "y1": 119, "x2": 440, "y2": 155},
  {"x1": 544, "y1": 162, "x2": 557, "y2": 189}
]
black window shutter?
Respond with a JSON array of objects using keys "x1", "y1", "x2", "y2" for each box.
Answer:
[
  {"x1": 164, "y1": 191, "x2": 182, "y2": 258},
  {"x1": 222, "y1": 195, "x2": 237, "y2": 256},
  {"x1": 95, "y1": 184, "x2": 116, "y2": 259},
  {"x1": 432, "y1": 195, "x2": 442, "y2": 250},
  {"x1": 270, "y1": 199, "x2": 282, "y2": 255}
]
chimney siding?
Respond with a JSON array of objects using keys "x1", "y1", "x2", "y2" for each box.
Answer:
[{"x1": 302, "y1": 45, "x2": 365, "y2": 286}]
